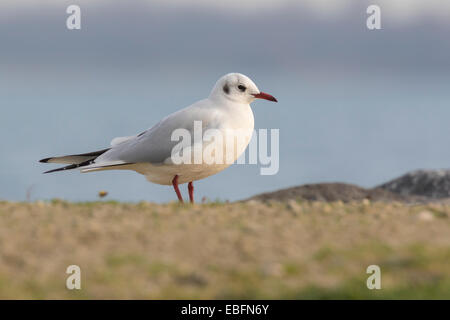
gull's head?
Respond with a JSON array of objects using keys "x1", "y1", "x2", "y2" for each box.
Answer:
[{"x1": 209, "y1": 73, "x2": 277, "y2": 104}]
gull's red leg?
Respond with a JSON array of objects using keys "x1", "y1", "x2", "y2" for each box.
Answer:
[
  {"x1": 188, "y1": 181, "x2": 194, "y2": 204},
  {"x1": 172, "y1": 175, "x2": 183, "y2": 203}
]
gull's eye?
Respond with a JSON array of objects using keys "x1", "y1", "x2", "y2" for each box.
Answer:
[{"x1": 238, "y1": 84, "x2": 246, "y2": 92}]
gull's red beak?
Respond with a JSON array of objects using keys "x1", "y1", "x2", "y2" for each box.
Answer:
[{"x1": 252, "y1": 91, "x2": 278, "y2": 102}]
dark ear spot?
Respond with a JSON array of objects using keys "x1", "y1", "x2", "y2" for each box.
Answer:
[{"x1": 223, "y1": 84, "x2": 230, "y2": 94}]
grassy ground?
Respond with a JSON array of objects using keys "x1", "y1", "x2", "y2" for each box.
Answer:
[{"x1": 0, "y1": 199, "x2": 449, "y2": 299}]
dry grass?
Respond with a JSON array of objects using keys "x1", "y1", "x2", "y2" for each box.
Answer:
[{"x1": 0, "y1": 199, "x2": 449, "y2": 299}]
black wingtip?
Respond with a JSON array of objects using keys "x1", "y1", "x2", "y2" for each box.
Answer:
[
  {"x1": 40, "y1": 158, "x2": 51, "y2": 163},
  {"x1": 43, "y1": 167, "x2": 63, "y2": 174},
  {"x1": 43, "y1": 163, "x2": 79, "y2": 174}
]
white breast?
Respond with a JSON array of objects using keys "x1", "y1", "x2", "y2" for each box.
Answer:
[{"x1": 140, "y1": 102, "x2": 255, "y2": 185}]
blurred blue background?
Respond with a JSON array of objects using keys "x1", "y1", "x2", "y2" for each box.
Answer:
[{"x1": 1, "y1": 0, "x2": 450, "y2": 202}]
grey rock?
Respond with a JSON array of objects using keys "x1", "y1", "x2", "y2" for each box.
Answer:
[
  {"x1": 378, "y1": 169, "x2": 450, "y2": 199},
  {"x1": 244, "y1": 183, "x2": 414, "y2": 203}
]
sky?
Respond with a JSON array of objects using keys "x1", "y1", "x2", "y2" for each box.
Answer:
[{"x1": 1, "y1": 1, "x2": 450, "y2": 202}]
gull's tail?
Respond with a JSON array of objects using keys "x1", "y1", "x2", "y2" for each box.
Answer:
[{"x1": 39, "y1": 148, "x2": 111, "y2": 174}]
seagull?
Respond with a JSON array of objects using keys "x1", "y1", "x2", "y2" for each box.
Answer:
[{"x1": 40, "y1": 73, "x2": 277, "y2": 203}]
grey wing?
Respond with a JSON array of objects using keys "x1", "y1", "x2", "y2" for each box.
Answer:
[{"x1": 96, "y1": 101, "x2": 222, "y2": 164}]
